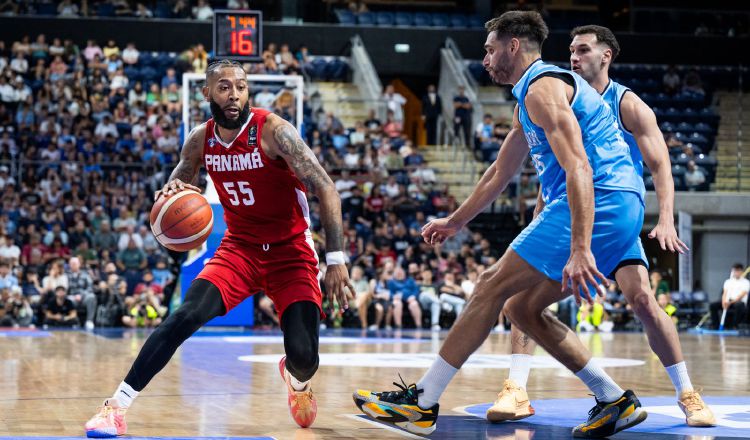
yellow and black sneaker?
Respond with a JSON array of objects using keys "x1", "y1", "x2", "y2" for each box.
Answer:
[
  {"x1": 353, "y1": 376, "x2": 439, "y2": 436},
  {"x1": 572, "y1": 390, "x2": 648, "y2": 438}
]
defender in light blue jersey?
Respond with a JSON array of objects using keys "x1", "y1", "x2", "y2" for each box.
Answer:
[
  {"x1": 497, "y1": 25, "x2": 715, "y2": 429},
  {"x1": 353, "y1": 11, "x2": 647, "y2": 438}
]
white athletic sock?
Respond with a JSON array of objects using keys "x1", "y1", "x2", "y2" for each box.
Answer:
[
  {"x1": 508, "y1": 354, "x2": 532, "y2": 388},
  {"x1": 416, "y1": 355, "x2": 459, "y2": 409},
  {"x1": 574, "y1": 359, "x2": 624, "y2": 403},
  {"x1": 290, "y1": 375, "x2": 310, "y2": 392},
  {"x1": 112, "y1": 381, "x2": 139, "y2": 409},
  {"x1": 665, "y1": 362, "x2": 693, "y2": 399}
]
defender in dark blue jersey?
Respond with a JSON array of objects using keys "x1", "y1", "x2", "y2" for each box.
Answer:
[{"x1": 353, "y1": 11, "x2": 648, "y2": 438}]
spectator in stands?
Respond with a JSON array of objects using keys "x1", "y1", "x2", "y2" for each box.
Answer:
[
  {"x1": 254, "y1": 87, "x2": 276, "y2": 110},
  {"x1": 710, "y1": 263, "x2": 748, "y2": 329},
  {"x1": 0, "y1": 260, "x2": 18, "y2": 290},
  {"x1": 388, "y1": 266, "x2": 421, "y2": 329},
  {"x1": 123, "y1": 290, "x2": 163, "y2": 328},
  {"x1": 44, "y1": 285, "x2": 78, "y2": 327},
  {"x1": 475, "y1": 113, "x2": 495, "y2": 151},
  {"x1": 438, "y1": 271, "x2": 467, "y2": 320},
  {"x1": 172, "y1": 0, "x2": 190, "y2": 19},
  {"x1": 57, "y1": 0, "x2": 79, "y2": 17},
  {"x1": 650, "y1": 270, "x2": 670, "y2": 298},
  {"x1": 122, "y1": 42, "x2": 139, "y2": 65},
  {"x1": 102, "y1": 40, "x2": 119, "y2": 59},
  {"x1": 295, "y1": 45, "x2": 312, "y2": 74},
  {"x1": 682, "y1": 69, "x2": 705, "y2": 97},
  {"x1": 684, "y1": 160, "x2": 706, "y2": 190},
  {"x1": 0, "y1": 234, "x2": 20, "y2": 266},
  {"x1": 192, "y1": 0, "x2": 214, "y2": 20},
  {"x1": 83, "y1": 40, "x2": 103, "y2": 62},
  {"x1": 349, "y1": 266, "x2": 371, "y2": 329},
  {"x1": 453, "y1": 85, "x2": 473, "y2": 146},
  {"x1": 421, "y1": 84, "x2": 442, "y2": 146},
  {"x1": 0, "y1": 286, "x2": 33, "y2": 327},
  {"x1": 67, "y1": 256, "x2": 96, "y2": 330},
  {"x1": 657, "y1": 293, "x2": 678, "y2": 325},
  {"x1": 228, "y1": 0, "x2": 250, "y2": 9},
  {"x1": 383, "y1": 84, "x2": 406, "y2": 123},
  {"x1": 277, "y1": 44, "x2": 299, "y2": 74},
  {"x1": 663, "y1": 65, "x2": 681, "y2": 95},
  {"x1": 10, "y1": 52, "x2": 28, "y2": 76},
  {"x1": 160, "y1": 67, "x2": 178, "y2": 90},
  {"x1": 382, "y1": 110, "x2": 403, "y2": 139},
  {"x1": 418, "y1": 268, "x2": 442, "y2": 331},
  {"x1": 134, "y1": 3, "x2": 153, "y2": 19},
  {"x1": 192, "y1": 44, "x2": 208, "y2": 73},
  {"x1": 577, "y1": 293, "x2": 612, "y2": 332}
]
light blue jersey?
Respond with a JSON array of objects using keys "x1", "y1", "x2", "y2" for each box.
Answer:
[
  {"x1": 510, "y1": 60, "x2": 646, "y2": 282},
  {"x1": 601, "y1": 80, "x2": 648, "y2": 270},
  {"x1": 512, "y1": 60, "x2": 645, "y2": 204},
  {"x1": 601, "y1": 80, "x2": 643, "y2": 176}
]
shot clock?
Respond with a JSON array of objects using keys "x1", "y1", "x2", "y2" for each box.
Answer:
[{"x1": 213, "y1": 10, "x2": 263, "y2": 61}]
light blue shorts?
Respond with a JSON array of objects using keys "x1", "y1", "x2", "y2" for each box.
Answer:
[
  {"x1": 608, "y1": 237, "x2": 649, "y2": 279},
  {"x1": 510, "y1": 190, "x2": 645, "y2": 282}
]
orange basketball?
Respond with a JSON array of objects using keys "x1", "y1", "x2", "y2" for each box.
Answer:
[{"x1": 150, "y1": 190, "x2": 213, "y2": 252}]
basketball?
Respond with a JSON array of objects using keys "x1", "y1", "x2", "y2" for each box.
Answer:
[{"x1": 150, "y1": 190, "x2": 213, "y2": 252}]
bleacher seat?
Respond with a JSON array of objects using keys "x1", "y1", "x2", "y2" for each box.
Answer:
[
  {"x1": 449, "y1": 13, "x2": 468, "y2": 28},
  {"x1": 431, "y1": 13, "x2": 449, "y2": 27},
  {"x1": 357, "y1": 12, "x2": 375, "y2": 25},
  {"x1": 414, "y1": 12, "x2": 431, "y2": 27},
  {"x1": 468, "y1": 15, "x2": 485, "y2": 28},
  {"x1": 96, "y1": 3, "x2": 115, "y2": 17},
  {"x1": 395, "y1": 12, "x2": 413, "y2": 26},
  {"x1": 154, "y1": 2, "x2": 171, "y2": 19},
  {"x1": 335, "y1": 9, "x2": 356, "y2": 25},
  {"x1": 36, "y1": 3, "x2": 57, "y2": 16},
  {"x1": 375, "y1": 12, "x2": 395, "y2": 26}
]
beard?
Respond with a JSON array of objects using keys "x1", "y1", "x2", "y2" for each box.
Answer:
[
  {"x1": 489, "y1": 52, "x2": 514, "y2": 85},
  {"x1": 210, "y1": 99, "x2": 250, "y2": 129}
]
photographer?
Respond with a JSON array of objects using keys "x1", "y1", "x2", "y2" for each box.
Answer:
[{"x1": 123, "y1": 289, "x2": 162, "y2": 328}]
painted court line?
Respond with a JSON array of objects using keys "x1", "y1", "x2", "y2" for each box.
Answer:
[{"x1": 343, "y1": 413, "x2": 424, "y2": 439}]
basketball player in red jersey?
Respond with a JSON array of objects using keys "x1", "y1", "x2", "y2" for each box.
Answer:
[{"x1": 85, "y1": 59, "x2": 355, "y2": 438}]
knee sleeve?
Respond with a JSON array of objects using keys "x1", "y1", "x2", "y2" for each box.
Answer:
[{"x1": 281, "y1": 301, "x2": 320, "y2": 382}]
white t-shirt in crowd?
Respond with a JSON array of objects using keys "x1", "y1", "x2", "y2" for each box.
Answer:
[{"x1": 724, "y1": 276, "x2": 750, "y2": 303}]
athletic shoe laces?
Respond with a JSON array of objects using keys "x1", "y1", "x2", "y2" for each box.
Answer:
[
  {"x1": 682, "y1": 392, "x2": 704, "y2": 411},
  {"x1": 378, "y1": 374, "x2": 421, "y2": 404}
]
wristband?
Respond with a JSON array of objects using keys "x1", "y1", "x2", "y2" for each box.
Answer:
[{"x1": 325, "y1": 251, "x2": 346, "y2": 266}]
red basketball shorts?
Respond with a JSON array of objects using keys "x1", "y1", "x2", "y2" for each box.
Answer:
[{"x1": 196, "y1": 234, "x2": 322, "y2": 320}]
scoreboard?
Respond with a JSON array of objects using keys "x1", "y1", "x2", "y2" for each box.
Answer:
[{"x1": 213, "y1": 10, "x2": 263, "y2": 61}]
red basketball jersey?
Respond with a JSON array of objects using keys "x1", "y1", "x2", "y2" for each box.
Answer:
[{"x1": 202, "y1": 108, "x2": 311, "y2": 244}]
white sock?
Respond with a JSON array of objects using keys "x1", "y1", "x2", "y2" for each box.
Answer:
[
  {"x1": 574, "y1": 359, "x2": 624, "y2": 403},
  {"x1": 290, "y1": 374, "x2": 310, "y2": 391},
  {"x1": 416, "y1": 355, "x2": 458, "y2": 409},
  {"x1": 112, "y1": 381, "x2": 139, "y2": 409},
  {"x1": 508, "y1": 354, "x2": 532, "y2": 388},
  {"x1": 665, "y1": 362, "x2": 693, "y2": 399}
]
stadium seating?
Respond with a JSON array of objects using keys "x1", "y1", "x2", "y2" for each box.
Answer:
[{"x1": 334, "y1": 9, "x2": 486, "y2": 29}]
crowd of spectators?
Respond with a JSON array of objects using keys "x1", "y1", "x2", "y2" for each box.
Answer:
[{"x1": 0, "y1": 0, "x2": 244, "y2": 21}]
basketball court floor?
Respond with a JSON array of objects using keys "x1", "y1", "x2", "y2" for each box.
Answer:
[{"x1": 1, "y1": 327, "x2": 748, "y2": 439}]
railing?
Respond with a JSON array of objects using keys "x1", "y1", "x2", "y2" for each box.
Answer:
[
  {"x1": 736, "y1": 66, "x2": 744, "y2": 191},
  {"x1": 439, "y1": 38, "x2": 484, "y2": 147},
  {"x1": 350, "y1": 35, "x2": 386, "y2": 121}
]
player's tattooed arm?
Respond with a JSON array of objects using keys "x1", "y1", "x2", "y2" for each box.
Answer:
[
  {"x1": 270, "y1": 118, "x2": 344, "y2": 253},
  {"x1": 156, "y1": 124, "x2": 205, "y2": 199},
  {"x1": 170, "y1": 124, "x2": 205, "y2": 187}
]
